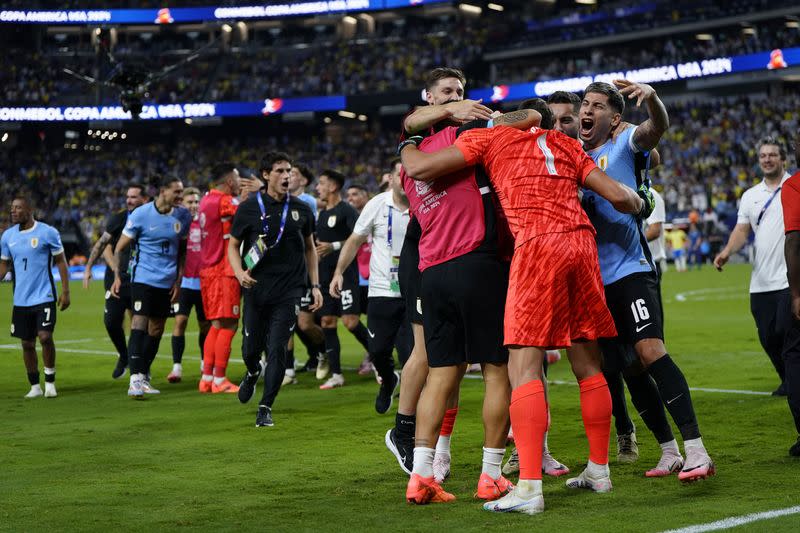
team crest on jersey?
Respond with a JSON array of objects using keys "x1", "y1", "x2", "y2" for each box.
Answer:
[
  {"x1": 415, "y1": 180, "x2": 431, "y2": 196},
  {"x1": 233, "y1": 305, "x2": 240, "y2": 315},
  {"x1": 172, "y1": 303, "x2": 180, "y2": 313},
  {"x1": 10, "y1": 324, "x2": 15, "y2": 334},
  {"x1": 598, "y1": 155, "x2": 608, "y2": 171},
  {"x1": 134, "y1": 301, "x2": 142, "y2": 312},
  {"x1": 173, "y1": 222, "x2": 182, "y2": 233},
  {"x1": 327, "y1": 215, "x2": 337, "y2": 227},
  {"x1": 30, "y1": 237, "x2": 39, "y2": 248},
  {"x1": 291, "y1": 210, "x2": 299, "y2": 221}
]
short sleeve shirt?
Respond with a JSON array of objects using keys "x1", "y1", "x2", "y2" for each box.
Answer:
[
  {"x1": 230, "y1": 193, "x2": 315, "y2": 305},
  {"x1": 737, "y1": 172, "x2": 790, "y2": 293},
  {"x1": 646, "y1": 188, "x2": 667, "y2": 261},
  {"x1": 782, "y1": 172, "x2": 800, "y2": 233},
  {"x1": 1, "y1": 221, "x2": 64, "y2": 307},
  {"x1": 353, "y1": 191, "x2": 410, "y2": 298}
]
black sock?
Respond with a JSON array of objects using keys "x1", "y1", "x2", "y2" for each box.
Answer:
[
  {"x1": 295, "y1": 328, "x2": 317, "y2": 358},
  {"x1": 128, "y1": 329, "x2": 148, "y2": 375},
  {"x1": 105, "y1": 320, "x2": 128, "y2": 363},
  {"x1": 323, "y1": 327, "x2": 341, "y2": 374},
  {"x1": 172, "y1": 335, "x2": 185, "y2": 364},
  {"x1": 604, "y1": 370, "x2": 634, "y2": 435},
  {"x1": 198, "y1": 330, "x2": 208, "y2": 362},
  {"x1": 27, "y1": 371, "x2": 40, "y2": 386},
  {"x1": 144, "y1": 335, "x2": 162, "y2": 375},
  {"x1": 372, "y1": 350, "x2": 396, "y2": 383},
  {"x1": 648, "y1": 354, "x2": 701, "y2": 441},
  {"x1": 625, "y1": 371, "x2": 674, "y2": 444},
  {"x1": 395, "y1": 413, "x2": 416, "y2": 442},
  {"x1": 284, "y1": 346, "x2": 295, "y2": 371},
  {"x1": 349, "y1": 321, "x2": 370, "y2": 352},
  {"x1": 44, "y1": 371, "x2": 55, "y2": 383}
]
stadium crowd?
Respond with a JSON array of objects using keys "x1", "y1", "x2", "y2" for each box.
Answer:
[{"x1": 3, "y1": 12, "x2": 797, "y2": 104}]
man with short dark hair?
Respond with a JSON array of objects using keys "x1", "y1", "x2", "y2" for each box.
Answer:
[
  {"x1": 1, "y1": 195, "x2": 70, "y2": 398},
  {"x1": 82, "y1": 183, "x2": 148, "y2": 379},
  {"x1": 716, "y1": 137, "x2": 793, "y2": 396},
  {"x1": 581, "y1": 80, "x2": 713, "y2": 483},
  {"x1": 198, "y1": 163, "x2": 244, "y2": 394},
  {"x1": 547, "y1": 91, "x2": 581, "y2": 139},
  {"x1": 314, "y1": 169, "x2": 372, "y2": 389},
  {"x1": 229, "y1": 152, "x2": 323, "y2": 427}
]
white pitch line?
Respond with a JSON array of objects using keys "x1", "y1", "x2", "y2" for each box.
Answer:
[{"x1": 660, "y1": 505, "x2": 800, "y2": 533}]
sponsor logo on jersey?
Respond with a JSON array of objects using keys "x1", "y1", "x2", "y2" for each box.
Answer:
[
  {"x1": 30, "y1": 237, "x2": 39, "y2": 248},
  {"x1": 327, "y1": 215, "x2": 337, "y2": 227},
  {"x1": 291, "y1": 210, "x2": 299, "y2": 221},
  {"x1": 415, "y1": 180, "x2": 431, "y2": 196}
]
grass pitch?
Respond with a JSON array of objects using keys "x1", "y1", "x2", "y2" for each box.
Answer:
[{"x1": 1, "y1": 264, "x2": 798, "y2": 532}]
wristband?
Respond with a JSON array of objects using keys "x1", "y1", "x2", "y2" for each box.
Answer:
[
  {"x1": 332, "y1": 241, "x2": 342, "y2": 251},
  {"x1": 312, "y1": 284, "x2": 321, "y2": 289},
  {"x1": 396, "y1": 136, "x2": 424, "y2": 156}
]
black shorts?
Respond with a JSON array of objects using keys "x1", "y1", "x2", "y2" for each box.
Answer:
[
  {"x1": 421, "y1": 253, "x2": 508, "y2": 367},
  {"x1": 604, "y1": 271, "x2": 664, "y2": 345},
  {"x1": 104, "y1": 282, "x2": 132, "y2": 319},
  {"x1": 173, "y1": 287, "x2": 206, "y2": 322},
  {"x1": 131, "y1": 282, "x2": 172, "y2": 319},
  {"x1": 11, "y1": 302, "x2": 56, "y2": 340},
  {"x1": 367, "y1": 296, "x2": 406, "y2": 356},
  {"x1": 299, "y1": 287, "x2": 313, "y2": 312},
  {"x1": 242, "y1": 295, "x2": 299, "y2": 359},
  {"x1": 399, "y1": 230, "x2": 422, "y2": 325},
  {"x1": 319, "y1": 266, "x2": 361, "y2": 317}
]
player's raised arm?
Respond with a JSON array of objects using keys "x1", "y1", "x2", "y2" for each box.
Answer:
[
  {"x1": 583, "y1": 167, "x2": 650, "y2": 217},
  {"x1": 399, "y1": 143, "x2": 468, "y2": 182},
  {"x1": 491, "y1": 109, "x2": 542, "y2": 130},
  {"x1": 404, "y1": 100, "x2": 493, "y2": 134},
  {"x1": 614, "y1": 80, "x2": 669, "y2": 151}
]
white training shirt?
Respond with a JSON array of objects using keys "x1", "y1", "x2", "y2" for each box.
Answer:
[
  {"x1": 646, "y1": 188, "x2": 666, "y2": 262},
  {"x1": 353, "y1": 191, "x2": 410, "y2": 298},
  {"x1": 737, "y1": 172, "x2": 791, "y2": 293}
]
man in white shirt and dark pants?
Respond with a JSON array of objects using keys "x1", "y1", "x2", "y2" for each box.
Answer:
[
  {"x1": 714, "y1": 137, "x2": 792, "y2": 396},
  {"x1": 331, "y1": 166, "x2": 412, "y2": 414},
  {"x1": 646, "y1": 187, "x2": 667, "y2": 315}
]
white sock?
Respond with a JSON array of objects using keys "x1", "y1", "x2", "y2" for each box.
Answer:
[
  {"x1": 660, "y1": 439, "x2": 680, "y2": 454},
  {"x1": 586, "y1": 460, "x2": 609, "y2": 477},
  {"x1": 202, "y1": 374, "x2": 213, "y2": 382},
  {"x1": 683, "y1": 437, "x2": 706, "y2": 453},
  {"x1": 482, "y1": 447, "x2": 505, "y2": 479},
  {"x1": 213, "y1": 376, "x2": 225, "y2": 386},
  {"x1": 435, "y1": 435, "x2": 451, "y2": 457},
  {"x1": 44, "y1": 367, "x2": 55, "y2": 376},
  {"x1": 412, "y1": 447, "x2": 436, "y2": 478},
  {"x1": 172, "y1": 363, "x2": 182, "y2": 373},
  {"x1": 285, "y1": 368, "x2": 296, "y2": 378},
  {"x1": 516, "y1": 479, "x2": 543, "y2": 498},
  {"x1": 29, "y1": 384, "x2": 42, "y2": 392}
]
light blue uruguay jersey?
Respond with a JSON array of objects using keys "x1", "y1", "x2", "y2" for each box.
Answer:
[
  {"x1": 1, "y1": 221, "x2": 64, "y2": 307},
  {"x1": 582, "y1": 126, "x2": 653, "y2": 286},
  {"x1": 123, "y1": 202, "x2": 191, "y2": 289}
]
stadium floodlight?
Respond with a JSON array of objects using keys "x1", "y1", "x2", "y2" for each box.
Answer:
[
  {"x1": 1, "y1": 133, "x2": 8, "y2": 143},
  {"x1": 121, "y1": 133, "x2": 127, "y2": 139},
  {"x1": 458, "y1": 4, "x2": 482, "y2": 15},
  {"x1": 358, "y1": 114, "x2": 367, "y2": 122},
  {"x1": 696, "y1": 33, "x2": 714, "y2": 41},
  {"x1": 337, "y1": 110, "x2": 357, "y2": 119},
  {"x1": 488, "y1": 3, "x2": 504, "y2": 11},
  {"x1": 575, "y1": 0, "x2": 597, "y2": 5}
]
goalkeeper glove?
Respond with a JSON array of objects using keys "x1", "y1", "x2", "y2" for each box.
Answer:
[{"x1": 637, "y1": 184, "x2": 656, "y2": 219}]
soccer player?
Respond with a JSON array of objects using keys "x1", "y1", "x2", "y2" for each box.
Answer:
[
  {"x1": 781, "y1": 131, "x2": 800, "y2": 456},
  {"x1": 346, "y1": 182, "x2": 375, "y2": 376},
  {"x1": 229, "y1": 151, "x2": 322, "y2": 427},
  {"x1": 400, "y1": 119, "x2": 652, "y2": 514},
  {"x1": 330, "y1": 161, "x2": 411, "y2": 413},
  {"x1": 580, "y1": 80, "x2": 713, "y2": 482},
  {"x1": 198, "y1": 163, "x2": 244, "y2": 394},
  {"x1": 82, "y1": 183, "x2": 148, "y2": 379},
  {"x1": 1, "y1": 195, "x2": 70, "y2": 398},
  {"x1": 314, "y1": 169, "x2": 371, "y2": 389},
  {"x1": 547, "y1": 91, "x2": 582, "y2": 139},
  {"x1": 167, "y1": 187, "x2": 210, "y2": 383},
  {"x1": 286, "y1": 163, "x2": 325, "y2": 378},
  {"x1": 715, "y1": 137, "x2": 793, "y2": 396},
  {"x1": 386, "y1": 68, "x2": 512, "y2": 485},
  {"x1": 111, "y1": 176, "x2": 191, "y2": 398}
]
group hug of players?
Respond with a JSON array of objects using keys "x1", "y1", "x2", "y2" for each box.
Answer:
[{"x1": 1, "y1": 65, "x2": 723, "y2": 515}]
